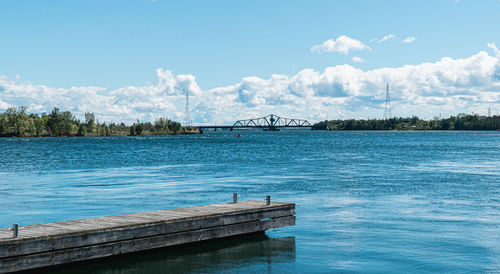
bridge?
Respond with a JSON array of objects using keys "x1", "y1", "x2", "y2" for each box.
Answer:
[{"x1": 195, "y1": 114, "x2": 312, "y2": 132}]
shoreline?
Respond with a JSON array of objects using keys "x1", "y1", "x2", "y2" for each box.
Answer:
[{"x1": 0, "y1": 130, "x2": 201, "y2": 138}]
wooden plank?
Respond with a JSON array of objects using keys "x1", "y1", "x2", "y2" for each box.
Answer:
[
  {"x1": 0, "y1": 207, "x2": 294, "y2": 258},
  {"x1": 1, "y1": 201, "x2": 294, "y2": 238},
  {"x1": 0, "y1": 201, "x2": 294, "y2": 259},
  {"x1": 0, "y1": 216, "x2": 295, "y2": 273}
]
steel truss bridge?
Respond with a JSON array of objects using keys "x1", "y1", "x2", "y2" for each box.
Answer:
[{"x1": 196, "y1": 114, "x2": 312, "y2": 132}]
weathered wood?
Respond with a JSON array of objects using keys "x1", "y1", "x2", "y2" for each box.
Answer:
[
  {"x1": 0, "y1": 200, "x2": 295, "y2": 273},
  {"x1": 0, "y1": 203, "x2": 294, "y2": 258},
  {"x1": 0, "y1": 216, "x2": 295, "y2": 273}
]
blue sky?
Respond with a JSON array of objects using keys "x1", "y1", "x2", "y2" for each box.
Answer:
[{"x1": 1, "y1": 0, "x2": 500, "y2": 123}]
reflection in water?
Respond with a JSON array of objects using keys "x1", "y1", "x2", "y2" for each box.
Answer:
[{"x1": 54, "y1": 233, "x2": 296, "y2": 273}]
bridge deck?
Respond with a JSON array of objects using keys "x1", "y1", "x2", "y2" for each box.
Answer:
[{"x1": 0, "y1": 200, "x2": 295, "y2": 273}]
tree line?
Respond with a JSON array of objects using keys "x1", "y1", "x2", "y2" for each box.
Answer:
[
  {"x1": 0, "y1": 106, "x2": 191, "y2": 137},
  {"x1": 312, "y1": 114, "x2": 500, "y2": 131}
]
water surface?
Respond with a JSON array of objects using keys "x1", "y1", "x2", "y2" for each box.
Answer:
[{"x1": 1, "y1": 131, "x2": 499, "y2": 272}]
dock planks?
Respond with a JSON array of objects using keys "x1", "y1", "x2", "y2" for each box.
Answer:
[{"x1": 0, "y1": 200, "x2": 295, "y2": 273}]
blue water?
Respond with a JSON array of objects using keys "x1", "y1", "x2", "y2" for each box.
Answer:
[{"x1": 1, "y1": 131, "x2": 499, "y2": 272}]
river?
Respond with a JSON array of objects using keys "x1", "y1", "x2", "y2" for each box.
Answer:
[{"x1": 1, "y1": 131, "x2": 499, "y2": 272}]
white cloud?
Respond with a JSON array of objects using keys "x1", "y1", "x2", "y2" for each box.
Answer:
[
  {"x1": 311, "y1": 35, "x2": 371, "y2": 54},
  {"x1": 488, "y1": 42, "x2": 500, "y2": 57},
  {"x1": 1, "y1": 46, "x2": 500, "y2": 123},
  {"x1": 377, "y1": 34, "x2": 396, "y2": 43},
  {"x1": 0, "y1": 69, "x2": 201, "y2": 123},
  {"x1": 0, "y1": 98, "x2": 11, "y2": 110},
  {"x1": 200, "y1": 49, "x2": 500, "y2": 121},
  {"x1": 352, "y1": 56, "x2": 365, "y2": 63},
  {"x1": 403, "y1": 36, "x2": 416, "y2": 44}
]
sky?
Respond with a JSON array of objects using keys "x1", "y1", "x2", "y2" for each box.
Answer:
[{"x1": 1, "y1": 0, "x2": 500, "y2": 124}]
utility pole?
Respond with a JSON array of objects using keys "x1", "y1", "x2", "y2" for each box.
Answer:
[
  {"x1": 184, "y1": 89, "x2": 192, "y2": 127},
  {"x1": 384, "y1": 83, "x2": 392, "y2": 119}
]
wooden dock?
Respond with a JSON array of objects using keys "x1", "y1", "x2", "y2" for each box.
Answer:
[{"x1": 0, "y1": 199, "x2": 295, "y2": 273}]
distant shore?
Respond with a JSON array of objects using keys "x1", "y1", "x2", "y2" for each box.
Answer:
[
  {"x1": 2, "y1": 106, "x2": 499, "y2": 137},
  {"x1": 0, "y1": 130, "x2": 201, "y2": 138},
  {"x1": 312, "y1": 114, "x2": 500, "y2": 131},
  {"x1": 0, "y1": 106, "x2": 199, "y2": 138}
]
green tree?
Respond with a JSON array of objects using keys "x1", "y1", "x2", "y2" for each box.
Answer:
[
  {"x1": 170, "y1": 121, "x2": 181, "y2": 133},
  {"x1": 0, "y1": 113, "x2": 6, "y2": 135},
  {"x1": 104, "y1": 124, "x2": 110, "y2": 136},
  {"x1": 85, "y1": 112, "x2": 96, "y2": 135},
  {"x1": 135, "y1": 120, "x2": 143, "y2": 136},
  {"x1": 47, "y1": 107, "x2": 61, "y2": 136},
  {"x1": 77, "y1": 124, "x2": 86, "y2": 136},
  {"x1": 129, "y1": 124, "x2": 136, "y2": 136},
  {"x1": 60, "y1": 111, "x2": 75, "y2": 136}
]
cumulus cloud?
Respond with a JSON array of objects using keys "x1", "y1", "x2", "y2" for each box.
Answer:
[
  {"x1": 403, "y1": 36, "x2": 416, "y2": 44},
  {"x1": 377, "y1": 34, "x2": 396, "y2": 43},
  {"x1": 311, "y1": 35, "x2": 371, "y2": 54},
  {"x1": 1, "y1": 47, "x2": 500, "y2": 123},
  {"x1": 352, "y1": 56, "x2": 365, "y2": 63},
  {"x1": 199, "y1": 49, "x2": 500, "y2": 121},
  {"x1": 0, "y1": 69, "x2": 201, "y2": 123}
]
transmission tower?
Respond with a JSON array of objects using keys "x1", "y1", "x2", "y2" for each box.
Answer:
[
  {"x1": 384, "y1": 83, "x2": 392, "y2": 119},
  {"x1": 184, "y1": 89, "x2": 192, "y2": 127}
]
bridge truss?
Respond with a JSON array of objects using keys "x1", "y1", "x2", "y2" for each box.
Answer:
[
  {"x1": 233, "y1": 114, "x2": 311, "y2": 130},
  {"x1": 196, "y1": 114, "x2": 312, "y2": 132}
]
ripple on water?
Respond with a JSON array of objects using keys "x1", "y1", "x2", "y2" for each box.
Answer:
[{"x1": 1, "y1": 131, "x2": 500, "y2": 272}]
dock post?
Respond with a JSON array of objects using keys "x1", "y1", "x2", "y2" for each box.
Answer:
[
  {"x1": 266, "y1": 195, "x2": 271, "y2": 205},
  {"x1": 12, "y1": 224, "x2": 18, "y2": 238},
  {"x1": 233, "y1": 193, "x2": 238, "y2": 203}
]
